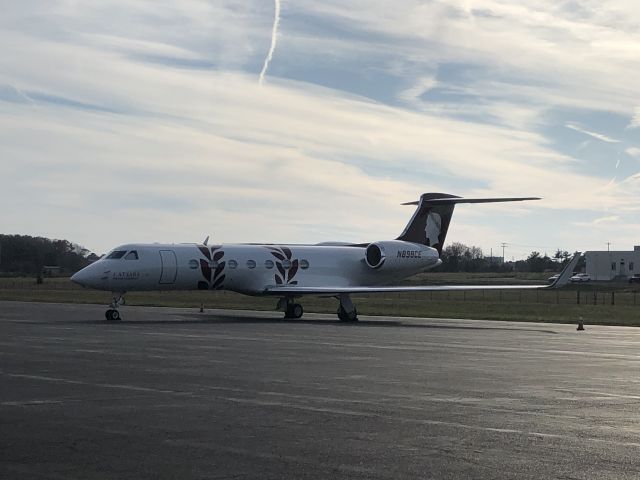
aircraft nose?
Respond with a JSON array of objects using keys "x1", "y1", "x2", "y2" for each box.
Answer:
[
  {"x1": 71, "y1": 268, "x2": 90, "y2": 287},
  {"x1": 71, "y1": 263, "x2": 107, "y2": 289}
]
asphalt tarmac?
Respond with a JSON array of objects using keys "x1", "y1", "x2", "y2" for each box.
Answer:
[{"x1": 2, "y1": 301, "x2": 640, "y2": 479}]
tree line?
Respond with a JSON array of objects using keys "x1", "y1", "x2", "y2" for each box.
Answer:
[
  {"x1": 0, "y1": 235, "x2": 98, "y2": 276},
  {"x1": 437, "y1": 242, "x2": 572, "y2": 273}
]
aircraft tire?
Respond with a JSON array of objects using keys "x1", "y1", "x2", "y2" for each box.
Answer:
[
  {"x1": 337, "y1": 306, "x2": 358, "y2": 322},
  {"x1": 106, "y1": 309, "x2": 121, "y2": 321},
  {"x1": 284, "y1": 303, "x2": 304, "y2": 319}
]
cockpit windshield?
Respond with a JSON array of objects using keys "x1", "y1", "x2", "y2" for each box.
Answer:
[
  {"x1": 124, "y1": 251, "x2": 139, "y2": 260},
  {"x1": 106, "y1": 250, "x2": 127, "y2": 260}
]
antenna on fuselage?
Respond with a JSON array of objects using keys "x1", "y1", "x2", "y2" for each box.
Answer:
[{"x1": 203, "y1": 236, "x2": 210, "y2": 246}]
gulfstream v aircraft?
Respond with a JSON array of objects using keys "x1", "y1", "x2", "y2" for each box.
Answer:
[{"x1": 71, "y1": 193, "x2": 579, "y2": 321}]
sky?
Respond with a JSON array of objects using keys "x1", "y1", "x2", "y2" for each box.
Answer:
[{"x1": 1, "y1": 0, "x2": 640, "y2": 258}]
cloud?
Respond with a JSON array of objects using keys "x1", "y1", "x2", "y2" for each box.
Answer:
[
  {"x1": 572, "y1": 215, "x2": 640, "y2": 251},
  {"x1": 398, "y1": 76, "x2": 438, "y2": 103},
  {"x1": 625, "y1": 147, "x2": 640, "y2": 158},
  {"x1": 1, "y1": 60, "x2": 631, "y2": 247},
  {"x1": 1, "y1": 0, "x2": 640, "y2": 256},
  {"x1": 628, "y1": 107, "x2": 640, "y2": 129},
  {"x1": 593, "y1": 215, "x2": 621, "y2": 225},
  {"x1": 259, "y1": 0, "x2": 281, "y2": 84},
  {"x1": 0, "y1": 84, "x2": 36, "y2": 105},
  {"x1": 565, "y1": 123, "x2": 620, "y2": 143},
  {"x1": 289, "y1": 1, "x2": 640, "y2": 117}
]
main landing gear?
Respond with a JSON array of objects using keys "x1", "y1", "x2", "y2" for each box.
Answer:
[
  {"x1": 280, "y1": 298, "x2": 304, "y2": 319},
  {"x1": 277, "y1": 294, "x2": 358, "y2": 322},
  {"x1": 337, "y1": 293, "x2": 358, "y2": 322},
  {"x1": 105, "y1": 292, "x2": 125, "y2": 321}
]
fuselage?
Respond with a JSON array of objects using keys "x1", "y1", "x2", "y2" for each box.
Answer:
[{"x1": 71, "y1": 241, "x2": 441, "y2": 294}]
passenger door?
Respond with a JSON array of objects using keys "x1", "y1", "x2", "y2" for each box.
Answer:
[{"x1": 159, "y1": 250, "x2": 177, "y2": 284}]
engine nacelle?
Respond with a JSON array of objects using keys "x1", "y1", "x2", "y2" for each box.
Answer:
[
  {"x1": 364, "y1": 242, "x2": 386, "y2": 268},
  {"x1": 364, "y1": 240, "x2": 438, "y2": 271}
]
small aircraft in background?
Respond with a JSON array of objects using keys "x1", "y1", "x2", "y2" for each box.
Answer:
[{"x1": 71, "y1": 193, "x2": 580, "y2": 321}]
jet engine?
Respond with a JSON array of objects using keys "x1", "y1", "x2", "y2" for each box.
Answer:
[{"x1": 365, "y1": 242, "x2": 386, "y2": 269}]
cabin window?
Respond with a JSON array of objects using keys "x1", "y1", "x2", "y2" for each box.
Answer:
[
  {"x1": 247, "y1": 260, "x2": 256, "y2": 269},
  {"x1": 106, "y1": 250, "x2": 127, "y2": 260},
  {"x1": 209, "y1": 260, "x2": 219, "y2": 268},
  {"x1": 282, "y1": 259, "x2": 292, "y2": 269},
  {"x1": 300, "y1": 259, "x2": 309, "y2": 270},
  {"x1": 265, "y1": 260, "x2": 274, "y2": 269},
  {"x1": 188, "y1": 259, "x2": 199, "y2": 269},
  {"x1": 228, "y1": 260, "x2": 238, "y2": 269},
  {"x1": 124, "y1": 251, "x2": 139, "y2": 260}
]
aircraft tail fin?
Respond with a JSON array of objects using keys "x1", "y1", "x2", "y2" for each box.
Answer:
[{"x1": 396, "y1": 193, "x2": 540, "y2": 254}]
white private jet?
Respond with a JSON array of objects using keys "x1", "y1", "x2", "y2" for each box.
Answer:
[{"x1": 71, "y1": 193, "x2": 579, "y2": 321}]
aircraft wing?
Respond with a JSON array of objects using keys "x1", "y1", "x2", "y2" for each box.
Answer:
[
  {"x1": 267, "y1": 284, "x2": 557, "y2": 295},
  {"x1": 265, "y1": 252, "x2": 581, "y2": 296}
]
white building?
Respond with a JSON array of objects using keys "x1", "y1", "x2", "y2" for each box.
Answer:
[{"x1": 585, "y1": 246, "x2": 640, "y2": 281}]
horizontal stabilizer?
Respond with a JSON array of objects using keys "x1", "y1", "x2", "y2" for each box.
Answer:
[{"x1": 401, "y1": 196, "x2": 540, "y2": 206}]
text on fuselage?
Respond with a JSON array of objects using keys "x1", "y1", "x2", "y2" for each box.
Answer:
[
  {"x1": 112, "y1": 271, "x2": 140, "y2": 280},
  {"x1": 397, "y1": 250, "x2": 422, "y2": 259}
]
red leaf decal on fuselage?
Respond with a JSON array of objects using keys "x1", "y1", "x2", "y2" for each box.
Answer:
[
  {"x1": 213, "y1": 250, "x2": 224, "y2": 262},
  {"x1": 281, "y1": 246, "x2": 292, "y2": 260},
  {"x1": 270, "y1": 251, "x2": 286, "y2": 261},
  {"x1": 212, "y1": 275, "x2": 225, "y2": 290},
  {"x1": 288, "y1": 259, "x2": 299, "y2": 282},
  {"x1": 214, "y1": 262, "x2": 225, "y2": 278},
  {"x1": 199, "y1": 259, "x2": 212, "y2": 282},
  {"x1": 198, "y1": 246, "x2": 211, "y2": 260}
]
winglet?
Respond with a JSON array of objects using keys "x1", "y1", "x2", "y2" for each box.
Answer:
[{"x1": 549, "y1": 252, "x2": 581, "y2": 288}]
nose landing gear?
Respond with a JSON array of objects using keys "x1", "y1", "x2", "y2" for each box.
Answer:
[{"x1": 105, "y1": 293, "x2": 126, "y2": 321}]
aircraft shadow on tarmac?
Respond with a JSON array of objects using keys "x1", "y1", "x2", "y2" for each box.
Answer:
[{"x1": 79, "y1": 314, "x2": 558, "y2": 334}]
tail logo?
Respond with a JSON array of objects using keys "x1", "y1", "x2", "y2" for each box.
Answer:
[{"x1": 425, "y1": 212, "x2": 442, "y2": 247}]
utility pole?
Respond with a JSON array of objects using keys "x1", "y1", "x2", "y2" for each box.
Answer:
[{"x1": 501, "y1": 242, "x2": 507, "y2": 264}]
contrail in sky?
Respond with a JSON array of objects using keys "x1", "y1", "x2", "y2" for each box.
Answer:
[{"x1": 259, "y1": 0, "x2": 281, "y2": 85}]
